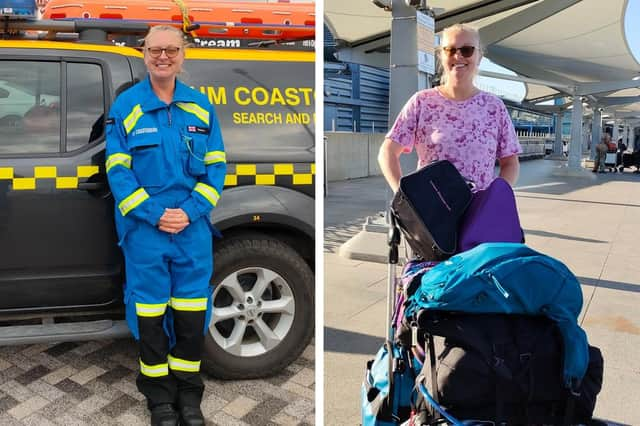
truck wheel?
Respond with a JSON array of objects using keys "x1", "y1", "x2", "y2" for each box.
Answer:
[{"x1": 202, "y1": 234, "x2": 314, "y2": 379}]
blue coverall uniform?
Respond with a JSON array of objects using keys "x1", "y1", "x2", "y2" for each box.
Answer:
[{"x1": 105, "y1": 76, "x2": 226, "y2": 408}]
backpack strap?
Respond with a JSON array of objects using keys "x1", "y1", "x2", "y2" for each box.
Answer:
[
  {"x1": 492, "y1": 343, "x2": 507, "y2": 425},
  {"x1": 563, "y1": 379, "x2": 580, "y2": 426}
]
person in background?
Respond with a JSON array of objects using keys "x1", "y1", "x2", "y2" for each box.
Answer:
[
  {"x1": 378, "y1": 23, "x2": 521, "y2": 193},
  {"x1": 106, "y1": 25, "x2": 226, "y2": 426},
  {"x1": 593, "y1": 134, "x2": 611, "y2": 173}
]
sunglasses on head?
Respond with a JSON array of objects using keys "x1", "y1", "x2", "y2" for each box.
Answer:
[
  {"x1": 146, "y1": 46, "x2": 181, "y2": 58},
  {"x1": 442, "y1": 45, "x2": 476, "y2": 58}
]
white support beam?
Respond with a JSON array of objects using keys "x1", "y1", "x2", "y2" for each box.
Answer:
[
  {"x1": 335, "y1": 41, "x2": 391, "y2": 69},
  {"x1": 567, "y1": 96, "x2": 583, "y2": 170},
  {"x1": 591, "y1": 109, "x2": 602, "y2": 160},
  {"x1": 435, "y1": 0, "x2": 537, "y2": 32},
  {"x1": 576, "y1": 80, "x2": 640, "y2": 96},
  {"x1": 479, "y1": 0, "x2": 581, "y2": 45},
  {"x1": 478, "y1": 70, "x2": 572, "y2": 90},
  {"x1": 522, "y1": 103, "x2": 570, "y2": 113},
  {"x1": 528, "y1": 92, "x2": 568, "y2": 104},
  {"x1": 486, "y1": 47, "x2": 578, "y2": 89},
  {"x1": 595, "y1": 96, "x2": 640, "y2": 107}
]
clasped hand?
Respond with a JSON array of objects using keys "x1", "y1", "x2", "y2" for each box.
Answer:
[{"x1": 158, "y1": 208, "x2": 190, "y2": 234}]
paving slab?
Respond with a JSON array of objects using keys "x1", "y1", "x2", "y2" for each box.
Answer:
[{"x1": 0, "y1": 339, "x2": 314, "y2": 425}]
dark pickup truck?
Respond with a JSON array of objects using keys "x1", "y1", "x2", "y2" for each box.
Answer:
[{"x1": 0, "y1": 25, "x2": 315, "y2": 379}]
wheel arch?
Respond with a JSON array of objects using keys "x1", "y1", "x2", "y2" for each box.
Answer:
[{"x1": 211, "y1": 185, "x2": 315, "y2": 269}]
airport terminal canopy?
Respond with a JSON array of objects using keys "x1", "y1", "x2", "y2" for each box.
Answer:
[{"x1": 325, "y1": 0, "x2": 640, "y2": 120}]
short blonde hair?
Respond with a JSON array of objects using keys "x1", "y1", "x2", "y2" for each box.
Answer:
[
  {"x1": 441, "y1": 24, "x2": 482, "y2": 51},
  {"x1": 143, "y1": 25, "x2": 189, "y2": 75},
  {"x1": 143, "y1": 25, "x2": 188, "y2": 48}
]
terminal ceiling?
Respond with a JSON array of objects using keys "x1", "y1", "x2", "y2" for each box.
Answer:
[{"x1": 325, "y1": 0, "x2": 640, "y2": 121}]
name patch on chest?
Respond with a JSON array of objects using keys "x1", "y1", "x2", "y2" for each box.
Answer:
[
  {"x1": 187, "y1": 125, "x2": 209, "y2": 135},
  {"x1": 133, "y1": 127, "x2": 159, "y2": 136}
]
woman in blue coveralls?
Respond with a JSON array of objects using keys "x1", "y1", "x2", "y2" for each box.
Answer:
[{"x1": 105, "y1": 26, "x2": 226, "y2": 426}]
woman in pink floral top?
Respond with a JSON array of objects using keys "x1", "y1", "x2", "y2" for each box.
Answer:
[{"x1": 378, "y1": 24, "x2": 522, "y2": 192}]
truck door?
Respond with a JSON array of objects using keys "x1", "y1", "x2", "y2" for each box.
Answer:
[{"x1": 0, "y1": 55, "x2": 122, "y2": 310}]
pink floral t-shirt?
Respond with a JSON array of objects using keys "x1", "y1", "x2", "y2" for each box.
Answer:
[{"x1": 386, "y1": 88, "x2": 521, "y2": 190}]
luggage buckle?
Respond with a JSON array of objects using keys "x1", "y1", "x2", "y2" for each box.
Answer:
[
  {"x1": 569, "y1": 378, "x2": 582, "y2": 397},
  {"x1": 519, "y1": 352, "x2": 531, "y2": 363}
]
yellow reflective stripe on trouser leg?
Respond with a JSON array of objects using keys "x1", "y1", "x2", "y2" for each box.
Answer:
[
  {"x1": 204, "y1": 151, "x2": 226, "y2": 165},
  {"x1": 140, "y1": 359, "x2": 169, "y2": 377},
  {"x1": 118, "y1": 188, "x2": 149, "y2": 216},
  {"x1": 168, "y1": 354, "x2": 201, "y2": 373},
  {"x1": 106, "y1": 153, "x2": 132, "y2": 172},
  {"x1": 193, "y1": 182, "x2": 220, "y2": 207},
  {"x1": 169, "y1": 297, "x2": 208, "y2": 312},
  {"x1": 123, "y1": 104, "x2": 144, "y2": 135},
  {"x1": 135, "y1": 302, "x2": 168, "y2": 318},
  {"x1": 176, "y1": 102, "x2": 210, "y2": 126}
]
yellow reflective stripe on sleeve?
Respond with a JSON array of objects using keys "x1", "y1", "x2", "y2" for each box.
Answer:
[
  {"x1": 106, "y1": 153, "x2": 132, "y2": 172},
  {"x1": 168, "y1": 355, "x2": 201, "y2": 373},
  {"x1": 140, "y1": 359, "x2": 169, "y2": 377},
  {"x1": 118, "y1": 187, "x2": 149, "y2": 216},
  {"x1": 193, "y1": 182, "x2": 220, "y2": 207},
  {"x1": 124, "y1": 104, "x2": 143, "y2": 134},
  {"x1": 135, "y1": 302, "x2": 167, "y2": 317},
  {"x1": 176, "y1": 102, "x2": 210, "y2": 126},
  {"x1": 204, "y1": 151, "x2": 226, "y2": 165},
  {"x1": 169, "y1": 297, "x2": 208, "y2": 312}
]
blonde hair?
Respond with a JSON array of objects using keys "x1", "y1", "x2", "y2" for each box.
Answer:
[
  {"x1": 438, "y1": 24, "x2": 483, "y2": 83},
  {"x1": 143, "y1": 25, "x2": 188, "y2": 48},
  {"x1": 441, "y1": 24, "x2": 482, "y2": 51},
  {"x1": 143, "y1": 25, "x2": 190, "y2": 75}
]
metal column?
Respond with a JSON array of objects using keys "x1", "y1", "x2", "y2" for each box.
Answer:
[
  {"x1": 553, "y1": 112, "x2": 564, "y2": 157},
  {"x1": 567, "y1": 96, "x2": 583, "y2": 170},
  {"x1": 388, "y1": 0, "x2": 430, "y2": 174},
  {"x1": 591, "y1": 109, "x2": 602, "y2": 160}
]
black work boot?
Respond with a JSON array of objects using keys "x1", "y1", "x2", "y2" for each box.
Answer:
[
  {"x1": 178, "y1": 405, "x2": 205, "y2": 426},
  {"x1": 150, "y1": 404, "x2": 179, "y2": 426}
]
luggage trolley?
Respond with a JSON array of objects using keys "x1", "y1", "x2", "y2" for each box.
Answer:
[{"x1": 604, "y1": 150, "x2": 618, "y2": 172}]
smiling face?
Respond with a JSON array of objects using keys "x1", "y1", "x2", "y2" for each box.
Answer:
[
  {"x1": 440, "y1": 28, "x2": 481, "y2": 87},
  {"x1": 143, "y1": 28, "x2": 185, "y2": 84}
]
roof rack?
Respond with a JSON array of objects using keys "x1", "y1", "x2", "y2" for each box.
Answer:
[{"x1": 41, "y1": 0, "x2": 315, "y2": 41}]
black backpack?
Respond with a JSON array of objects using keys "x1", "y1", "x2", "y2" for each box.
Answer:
[
  {"x1": 403, "y1": 312, "x2": 603, "y2": 425},
  {"x1": 391, "y1": 160, "x2": 472, "y2": 261}
]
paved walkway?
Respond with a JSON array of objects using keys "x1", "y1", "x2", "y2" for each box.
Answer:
[
  {"x1": 324, "y1": 159, "x2": 640, "y2": 425},
  {"x1": 0, "y1": 339, "x2": 314, "y2": 425}
]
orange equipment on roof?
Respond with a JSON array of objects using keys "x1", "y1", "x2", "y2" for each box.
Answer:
[{"x1": 41, "y1": 0, "x2": 315, "y2": 40}]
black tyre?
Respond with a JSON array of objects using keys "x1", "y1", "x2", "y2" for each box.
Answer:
[{"x1": 202, "y1": 234, "x2": 314, "y2": 379}]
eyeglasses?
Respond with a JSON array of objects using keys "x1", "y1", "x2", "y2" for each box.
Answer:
[
  {"x1": 442, "y1": 45, "x2": 476, "y2": 58},
  {"x1": 146, "y1": 46, "x2": 181, "y2": 58}
]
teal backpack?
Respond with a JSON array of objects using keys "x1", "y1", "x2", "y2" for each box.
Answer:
[{"x1": 404, "y1": 242, "x2": 589, "y2": 390}]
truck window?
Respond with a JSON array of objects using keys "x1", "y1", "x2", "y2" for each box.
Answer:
[
  {"x1": 0, "y1": 61, "x2": 60, "y2": 155},
  {"x1": 66, "y1": 62, "x2": 105, "y2": 151}
]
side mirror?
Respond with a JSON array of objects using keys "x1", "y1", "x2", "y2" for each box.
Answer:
[{"x1": 0, "y1": 88, "x2": 9, "y2": 99}]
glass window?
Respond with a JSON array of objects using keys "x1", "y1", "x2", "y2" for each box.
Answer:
[
  {"x1": 0, "y1": 61, "x2": 61, "y2": 155},
  {"x1": 66, "y1": 63, "x2": 105, "y2": 151}
]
